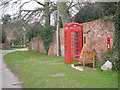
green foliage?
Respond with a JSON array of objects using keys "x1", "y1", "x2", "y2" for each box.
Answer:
[
  {"x1": 101, "y1": 50, "x2": 118, "y2": 71},
  {"x1": 11, "y1": 45, "x2": 26, "y2": 48},
  {"x1": 112, "y1": 2, "x2": 120, "y2": 71},
  {"x1": 10, "y1": 39, "x2": 21, "y2": 46},
  {"x1": 38, "y1": 25, "x2": 55, "y2": 54},
  {"x1": 2, "y1": 14, "x2": 11, "y2": 24},
  {"x1": 26, "y1": 28, "x2": 39, "y2": 41},
  {"x1": 101, "y1": 2, "x2": 120, "y2": 71},
  {"x1": 74, "y1": 2, "x2": 117, "y2": 23}
]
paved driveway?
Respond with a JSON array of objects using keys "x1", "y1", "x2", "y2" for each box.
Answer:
[{"x1": 0, "y1": 50, "x2": 22, "y2": 88}]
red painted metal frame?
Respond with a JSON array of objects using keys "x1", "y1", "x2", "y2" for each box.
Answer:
[{"x1": 64, "y1": 22, "x2": 83, "y2": 63}]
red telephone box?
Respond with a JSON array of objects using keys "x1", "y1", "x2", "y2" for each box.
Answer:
[{"x1": 64, "y1": 22, "x2": 83, "y2": 63}]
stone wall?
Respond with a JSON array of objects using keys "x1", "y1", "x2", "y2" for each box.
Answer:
[{"x1": 29, "y1": 37, "x2": 46, "y2": 53}]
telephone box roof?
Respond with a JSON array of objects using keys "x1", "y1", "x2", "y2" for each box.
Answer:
[{"x1": 64, "y1": 22, "x2": 82, "y2": 27}]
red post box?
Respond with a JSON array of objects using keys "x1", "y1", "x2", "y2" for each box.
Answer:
[
  {"x1": 107, "y1": 37, "x2": 111, "y2": 50},
  {"x1": 64, "y1": 22, "x2": 83, "y2": 63}
]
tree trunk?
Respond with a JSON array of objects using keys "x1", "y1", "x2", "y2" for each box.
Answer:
[
  {"x1": 44, "y1": 2, "x2": 50, "y2": 26},
  {"x1": 57, "y1": 2, "x2": 71, "y2": 26}
]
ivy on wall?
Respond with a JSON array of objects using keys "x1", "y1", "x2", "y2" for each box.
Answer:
[
  {"x1": 112, "y1": 2, "x2": 120, "y2": 71},
  {"x1": 38, "y1": 25, "x2": 55, "y2": 54},
  {"x1": 101, "y1": 2, "x2": 120, "y2": 71}
]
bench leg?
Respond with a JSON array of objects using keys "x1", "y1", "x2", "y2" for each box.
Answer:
[
  {"x1": 83, "y1": 63, "x2": 85, "y2": 69},
  {"x1": 93, "y1": 62, "x2": 95, "y2": 69}
]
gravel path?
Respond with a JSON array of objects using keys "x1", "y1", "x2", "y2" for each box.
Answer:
[{"x1": 0, "y1": 50, "x2": 22, "y2": 88}]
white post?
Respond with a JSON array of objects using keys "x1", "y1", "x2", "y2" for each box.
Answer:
[
  {"x1": 23, "y1": 27, "x2": 26, "y2": 47},
  {"x1": 56, "y1": 2, "x2": 60, "y2": 56}
]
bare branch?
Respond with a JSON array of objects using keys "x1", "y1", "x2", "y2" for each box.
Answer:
[
  {"x1": 33, "y1": 0, "x2": 45, "y2": 7},
  {"x1": 21, "y1": 11, "x2": 31, "y2": 20},
  {"x1": 20, "y1": 0, "x2": 32, "y2": 10},
  {"x1": 21, "y1": 7, "x2": 44, "y2": 12},
  {"x1": 67, "y1": 2, "x2": 74, "y2": 9}
]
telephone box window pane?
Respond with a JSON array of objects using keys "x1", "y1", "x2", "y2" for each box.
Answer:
[
  {"x1": 74, "y1": 32, "x2": 79, "y2": 34},
  {"x1": 74, "y1": 35, "x2": 79, "y2": 37},
  {"x1": 71, "y1": 32, "x2": 79, "y2": 35},
  {"x1": 75, "y1": 42, "x2": 79, "y2": 44},
  {"x1": 74, "y1": 39, "x2": 79, "y2": 41}
]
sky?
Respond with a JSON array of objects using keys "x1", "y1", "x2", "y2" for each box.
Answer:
[
  {"x1": 0, "y1": 0, "x2": 120, "y2": 23},
  {"x1": 1, "y1": 0, "x2": 120, "y2": 17},
  {"x1": 0, "y1": 0, "x2": 42, "y2": 16},
  {"x1": 0, "y1": 0, "x2": 44, "y2": 23}
]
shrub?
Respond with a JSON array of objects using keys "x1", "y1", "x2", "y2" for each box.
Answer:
[
  {"x1": 101, "y1": 48, "x2": 119, "y2": 71},
  {"x1": 38, "y1": 25, "x2": 55, "y2": 54},
  {"x1": 101, "y1": 2, "x2": 120, "y2": 72}
]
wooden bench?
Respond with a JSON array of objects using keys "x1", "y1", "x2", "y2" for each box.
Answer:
[{"x1": 74, "y1": 52, "x2": 95, "y2": 69}]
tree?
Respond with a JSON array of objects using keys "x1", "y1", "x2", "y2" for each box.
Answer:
[
  {"x1": 1, "y1": 0, "x2": 85, "y2": 27},
  {"x1": 1, "y1": 1, "x2": 87, "y2": 54},
  {"x1": 73, "y1": 2, "x2": 117, "y2": 23},
  {"x1": 26, "y1": 21, "x2": 43, "y2": 41},
  {"x1": 0, "y1": 24, "x2": 6, "y2": 43},
  {"x1": 39, "y1": 25, "x2": 55, "y2": 53},
  {"x1": 2, "y1": 14, "x2": 11, "y2": 24},
  {"x1": 112, "y1": 2, "x2": 120, "y2": 71},
  {"x1": 57, "y1": 2, "x2": 71, "y2": 26},
  {"x1": 0, "y1": 1, "x2": 52, "y2": 26},
  {"x1": 1, "y1": 14, "x2": 25, "y2": 46},
  {"x1": 1, "y1": 14, "x2": 12, "y2": 45}
]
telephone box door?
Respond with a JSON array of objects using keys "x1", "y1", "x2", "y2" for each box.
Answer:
[{"x1": 64, "y1": 23, "x2": 83, "y2": 63}]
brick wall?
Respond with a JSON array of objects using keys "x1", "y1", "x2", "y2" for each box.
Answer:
[
  {"x1": 29, "y1": 37, "x2": 46, "y2": 53},
  {"x1": 82, "y1": 20, "x2": 114, "y2": 60},
  {"x1": 48, "y1": 33, "x2": 57, "y2": 56},
  {"x1": 0, "y1": 43, "x2": 9, "y2": 49},
  {"x1": 48, "y1": 28, "x2": 65, "y2": 56},
  {"x1": 29, "y1": 20, "x2": 114, "y2": 60},
  {"x1": 48, "y1": 20, "x2": 114, "y2": 60}
]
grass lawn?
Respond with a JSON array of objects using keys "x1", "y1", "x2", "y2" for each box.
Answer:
[{"x1": 4, "y1": 51, "x2": 118, "y2": 88}]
